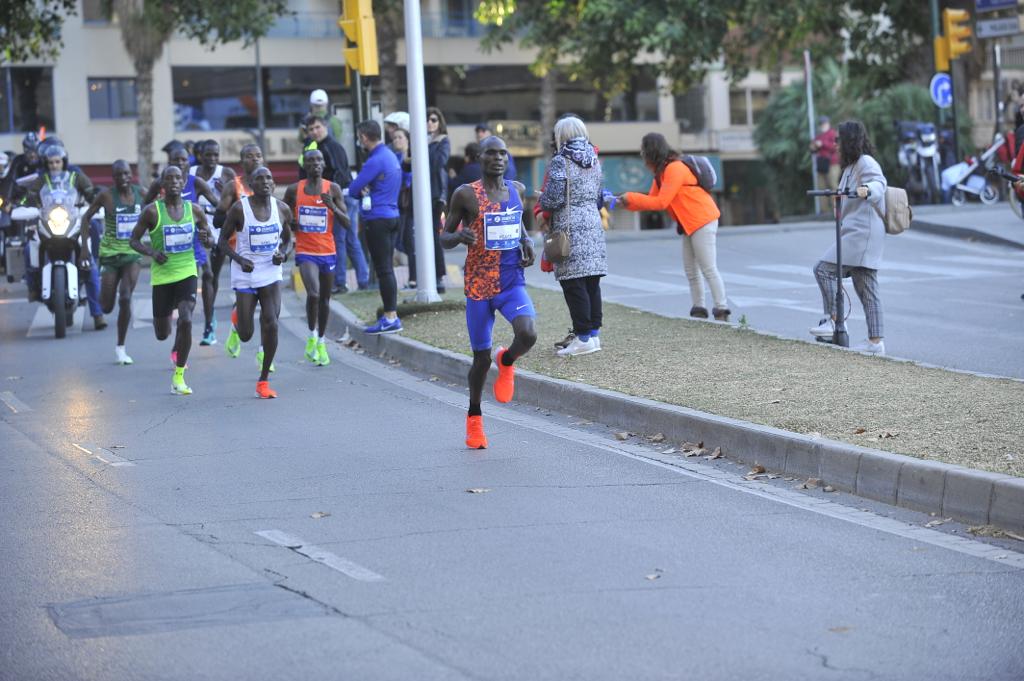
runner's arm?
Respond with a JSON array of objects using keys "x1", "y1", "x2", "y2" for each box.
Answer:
[
  {"x1": 143, "y1": 180, "x2": 161, "y2": 204},
  {"x1": 325, "y1": 182, "x2": 350, "y2": 228},
  {"x1": 512, "y1": 182, "x2": 534, "y2": 268},
  {"x1": 193, "y1": 176, "x2": 218, "y2": 207},
  {"x1": 282, "y1": 184, "x2": 297, "y2": 213},
  {"x1": 274, "y1": 199, "x2": 293, "y2": 264},
  {"x1": 440, "y1": 185, "x2": 475, "y2": 248},
  {"x1": 213, "y1": 185, "x2": 236, "y2": 228},
  {"x1": 216, "y1": 203, "x2": 253, "y2": 272},
  {"x1": 192, "y1": 202, "x2": 211, "y2": 247},
  {"x1": 129, "y1": 204, "x2": 166, "y2": 264},
  {"x1": 80, "y1": 189, "x2": 111, "y2": 254}
]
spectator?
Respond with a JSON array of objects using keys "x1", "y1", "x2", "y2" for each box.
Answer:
[
  {"x1": 383, "y1": 111, "x2": 410, "y2": 145},
  {"x1": 539, "y1": 116, "x2": 607, "y2": 357},
  {"x1": 619, "y1": 133, "x2": 728, "y2": 321},
  {"x1": 391, "y1": 127, "x2": 417, "y2": 288},
  {"x1": 448, "y1": 142, "x2": 482, "y2": 203},
  {"x1": 811, "y1": 115, "x2": 839, "y2": 214},
  {"x1": 809, "y1": 120, "x2": 888, "y2": 355},
  {"x1": 301, "y1": 89, "x2": 344, "y2": 142},
  {"x1": 427, "y1": 106, "x2": 450, "y2": 292},
  {"x1": 299, "y1": 115, "x2": 351, "y2": 188},
  {"x1": 475, "y1": 123, "x2": 517, "y2": 179},
  {"x1": 348, "y1": 120, "x2": 403, "y2": 334}
]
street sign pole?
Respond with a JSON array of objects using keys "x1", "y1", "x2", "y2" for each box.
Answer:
[
  {"x1": 931, "y1": 0, "x2": 945, "y2": 125},
  {"x1": 804, "y1": 50, "x2": 819, "y2": 215},
  {"x1": 951, "y1": 65, "x2": 960, "y2": 162},
  {"x1": 994, "y1": 43, "x2": 1002, "y2": 137}
]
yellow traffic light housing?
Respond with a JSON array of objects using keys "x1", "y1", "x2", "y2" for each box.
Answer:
[
  {"x1": 339, "y1": 0, "x2": 379, "y2": 76},
  {"x1": 934, "y1": 35, "x2": 950, "y2": 73},
  {"x1": 943, "y1": 8, "x2": 973, "y2": 62}
]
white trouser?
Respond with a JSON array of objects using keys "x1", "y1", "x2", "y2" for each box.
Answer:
[{"x1": 681, "y1": 220, "x2": 727, "y2": 308}]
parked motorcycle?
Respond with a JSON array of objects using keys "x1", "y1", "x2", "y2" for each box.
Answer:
[
  {"x1": 896, "y1": 120, "x2": 941, "y2": 205},
  {"x1": 10, "y1": 173, "x2": 85, "y2": 338},
  {"x1": 946, "y1": 134, "x2": 1003, "y2": 206}
]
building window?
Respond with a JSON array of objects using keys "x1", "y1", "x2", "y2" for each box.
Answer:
[
  {"x1": 0, "y1": 67, "x2": 56, "y2": 134},
  {"x1": 729, "y1": 88, "x2": 771, "y2": 127},
  {"x1": 750, "y1": 90, "x2": 770, "y2": 126},
  {"x1": 676, "y1": 85, "x2": 706, "y2": 133},
  {"x1": 729, "y1": 88, "x2": 748, "y2": 126},
  {"x1": 172, "y1": 66, "x2": 351, "y2": 132},
  {"x1": 88, "y1": 78, "x2": 137, "y2": 119},
  {"x1": 82, "y1": 0, "x2": 111, "y2": 23}
]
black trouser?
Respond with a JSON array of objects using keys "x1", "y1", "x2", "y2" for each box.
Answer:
[
  {"x1": 399, "y1": 207, "x2": 416, "y2": 284},
  {"x1": 364, "y1": 217, "x2": 399, "y2": 312},
  {"x1": 559, "y1": 275, "x2": 603, "y2": 337},
  {"x1": 431, "y1": 201, "x2": 446, "y2": 286}
]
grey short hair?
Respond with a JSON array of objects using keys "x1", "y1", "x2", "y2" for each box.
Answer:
[{"x1": 554, "y1": 116, "x2": 588, "y2": 150}]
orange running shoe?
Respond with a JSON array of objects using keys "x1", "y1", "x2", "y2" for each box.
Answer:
[
  {"x1": 465, "y1": 415, "x2": 488, "y2": 449},
  {"x1": 231, "y1": 306, "x2": 239, "y2": 327},
  {"x1": 255, "y1": 380, "x2": 277, "y2": 399},
  {"x1": 493, "y1": 347, "x2": 515, "y2": 403}
]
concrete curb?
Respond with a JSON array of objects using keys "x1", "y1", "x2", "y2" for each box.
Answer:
[
  {"x1": 324, "y1": 296, "x2": 1024, "y2": 534},
  {"x1": 911, "y1": 218, "x2": 1024, "y2": 251}
]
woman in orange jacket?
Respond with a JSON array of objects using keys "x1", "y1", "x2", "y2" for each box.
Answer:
[{"x1": 618, "y1": 133, "x2": 729, "y2": 321}]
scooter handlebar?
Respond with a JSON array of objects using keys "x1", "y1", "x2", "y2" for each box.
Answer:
[{"x1": 806, "y1": 189, "x2": 862, "y2": 198}]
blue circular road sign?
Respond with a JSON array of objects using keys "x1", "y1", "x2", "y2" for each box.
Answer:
[{"x1": 930, "y1": 73, "x2": 953, "y2": 109}]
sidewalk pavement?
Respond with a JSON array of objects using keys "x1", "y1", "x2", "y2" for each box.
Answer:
[
  {"x1": 314, "y1": 282, "x2": 1024, "y2": 535},
  {"x1": 876, "y1": 203, "x2": 1024, "y2": 250}
]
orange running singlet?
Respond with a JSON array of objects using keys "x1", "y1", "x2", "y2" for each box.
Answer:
[{"x1": 294, "y1": 179, "x2": 336, "y2": 256}]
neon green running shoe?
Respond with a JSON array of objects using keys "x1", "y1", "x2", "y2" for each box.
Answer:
[
  {"x1": 171, "y1": 373, "x2": 193, "y2": 395},
  {"x1": 304, "y1": 336, "x2": 318, "y2": 363},
  {"x1": 316, "y1": 340, "x2": 330, "y2": 366},
  {"x1": 225, "y1": 327, "x2": 241, "y2": 358},
  {"x1": 256, "y1": 348, "x2": 276, "y2": 373}
]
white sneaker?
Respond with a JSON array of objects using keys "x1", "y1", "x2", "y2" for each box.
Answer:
[
  {"x1": 809, "y1": 317, "x2": 835, "y2": 337},
  {"x1": 115, "y1": 346, "x2": 133, "y2": 365},
  {"x1": 852, "y1": 339, "x2": 885, "y2": 355},
  {"x1": 557, "y1": 336, "x2": 600, "y2": 357},
  {"x1": 592, "y1": 336, "x2": 601, "y2": 350}
]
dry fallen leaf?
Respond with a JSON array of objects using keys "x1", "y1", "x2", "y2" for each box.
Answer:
[
  {"x1": 879, "y1": 431, "x2": 899, "y2": 439},
  {"x1": 645, "y1": 568, "x2": 664, "y2": 581},
  {"x1": 649, "y1": 433, "x2": 666, "y2": 443},
  {"x1": 806, "y1": 478, "x2": 821, "y2": 489},
  {"x1": 749, "y1": 464, "x2": 766, "y2": 475},
  {"x1": 661, "y1": 448, "x2": 677, "y2": 455},
  {"x1": 708, "y1": 447, "x2": 723, "y2": 460},
  {"x1": 924, "y1": 518, "x2": 952, "y2": 528},
  {"x1": 466, "y1": 488, "x2": 491, "y2": 494},
  {"x1": 681, "y1": 441, "x2": 704, "y2": 452},
  {"x1": 428, "y1": 376, "x2": 440, "y2": 382},
  {"x1": 767, "y1": 474, "x2": 780, "y2": 480},
  {"x1": 823, "y1": 485, "x2": 836, "y2": 493},
  {"x1": 769, "y1": 399, "x2": 781, "y2": 405},
  {"x1": 852, "y1": 427, "x2": 867, "y2": 435},
  {"x1": 828, "y1": 626, "x2": 852, "y2": 634},
  {"x1": 109, "y1": 444, "x2": 127, "y2": 449},
  {"x1": 614, "y1": 431, "x2": 631, "y2": 441},
  {"x1": 310, "y1": 511, "x2": 330, "y2": 519}
]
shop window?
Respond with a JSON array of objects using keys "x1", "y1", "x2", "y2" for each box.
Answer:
[
  {"x1": 88, "y1": 78, "x2": 137, "y2": 119},
  {"x1": 0, "y1": 67, "x2": 56, "y2": 134},
  {"x1": 676, "y1": 85, "x2": 706, "y2": 133}
]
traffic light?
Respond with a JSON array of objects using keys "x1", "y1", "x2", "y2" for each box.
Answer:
[
  {"x1": 934, "y1": 35, "x2": 949, "y2": 73},
  {"x1": 943, "y1": 8, "x2": 973, "y2": 61},
  {"x1": 339, "y1": 0, "x2": 379, "y2": 76}
]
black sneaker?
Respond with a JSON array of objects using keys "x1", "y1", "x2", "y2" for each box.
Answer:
[
  {"x1": 712, "y1": 307, "x2": 731, "y2": 322},
  {"x1": 689, "y1": 306, "x2": 709, "y2": 319},
  {"x1": 554, "y1": 329, "x2": 576, "y2": 350},
  {"x1": 332, "y1": 284, "x2": 348, "y2": 294}
]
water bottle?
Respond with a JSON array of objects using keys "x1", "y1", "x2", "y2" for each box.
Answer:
[{"x1": 361, "y1": 194, "x2": 372, "y2": 212}]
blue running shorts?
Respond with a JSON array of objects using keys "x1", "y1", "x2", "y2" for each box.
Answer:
[
  {"x1": 465, "y1": 285, "x2": 535, "y2": 352},
  {"x1": 295, "y1": 253, "x2": 337, "y2": 274}
]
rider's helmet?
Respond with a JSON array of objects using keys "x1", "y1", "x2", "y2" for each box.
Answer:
[
  {"x1": 21, "y1": 132, "x2": 40, "y2": 153},
  {"x1": 37, "y1": 137, "x2": 68, "y2": 174}
]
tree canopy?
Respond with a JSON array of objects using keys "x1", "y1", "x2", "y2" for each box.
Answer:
[{"x1": 0, "y1": 0, "x2": 78, "y2": 65}]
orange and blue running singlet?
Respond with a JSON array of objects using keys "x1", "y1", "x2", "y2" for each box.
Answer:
[{"x1": 463, "y1": 180, "x2": 527, "y2": 301}]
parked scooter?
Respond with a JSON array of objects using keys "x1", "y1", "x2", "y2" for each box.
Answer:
[
  {"x1": 10, "y1": 172, "x2": 85, "y2": 338},
  {"x1": 896, "y1": 120, "x2": 940, "y2": 204}
]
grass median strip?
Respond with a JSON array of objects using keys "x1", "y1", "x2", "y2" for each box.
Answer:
[{"x1": 336, "y1": 286, "x2": 1024, "y2": 478}]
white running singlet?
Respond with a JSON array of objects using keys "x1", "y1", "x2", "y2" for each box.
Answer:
[{"x1": 231, "y1": 196, "x2": 283, "y2": 291}]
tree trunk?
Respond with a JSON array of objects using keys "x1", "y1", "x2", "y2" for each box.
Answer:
[
  {"x1": 539, "y1": 68, "x2": 557, "y2": 153},
  {"x1": 377, "y1": 4, "x2": 401, "y2": 114},
  {"x1": 113, "y1": 0, "x2": 170, "y2": 183}
]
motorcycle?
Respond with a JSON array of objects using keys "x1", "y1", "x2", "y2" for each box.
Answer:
[
  {"x1": 945, "y1": 134, "x2": 1003, "y2": 206},
  {"x1": 896, "y1": 120, "x2": 941, "y2": 205},
  {"x1": 10, "y1": 173, "x2": 85, "y2": 338}
]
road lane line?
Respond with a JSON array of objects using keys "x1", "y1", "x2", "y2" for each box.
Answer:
[
  {"x1": 328, "y1": 344, "x2": 1024, "y2": 570},
  {"x1": 0, "y1": 391, "x2": 32, "y2": 413},
  {"x1": 255, "y1": 530, "x2": 386, "y2": 582},
  {"x1": 71, "y1": 443, "x2": 136, "y2": 467}
]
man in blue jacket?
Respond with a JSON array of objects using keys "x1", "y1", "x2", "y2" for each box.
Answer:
[{"x1": 348, "y1": 120, "x2": 403, "y2": 335}]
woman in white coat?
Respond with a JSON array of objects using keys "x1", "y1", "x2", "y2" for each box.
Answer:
[{"x1": 809, "y1": 120, "x2": 888, "y2": 355}]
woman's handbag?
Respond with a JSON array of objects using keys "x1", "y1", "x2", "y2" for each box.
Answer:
[{"x1": 543, "y1": 163, "x2": 572, "y2": 264}]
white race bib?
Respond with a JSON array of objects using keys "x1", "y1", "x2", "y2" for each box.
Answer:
[
  {"x1": 298, "y1": 205, "x2": 328, "y2": 233},
  {"x1": 248, "y1": 223, "x2": 280, "y2": 254},
  {"x1": 483, "y1": 209, "x2": 523, "y2": 251},
  {"x1": 115, "y1": 211, "x2": 140, "y2": 240},
  {"x1": 162, "y1": 223, "x2": 193, "y2": 253}
]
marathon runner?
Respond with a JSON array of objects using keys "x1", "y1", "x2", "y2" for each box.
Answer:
[
  {"x1": 217, "y1": 167, "x2": 294, "y2": 398},
  {"x1": 189, "y1": 139, "x2": 237, "y2": 345},
  {"x1": 213, "y1": 143, "x2": 262, "y2": 359},
  {"x1": 80, "y1": 160, "x2": 145, "y2": 364},
  {"x1": 441, "y1": 136, "x2": 537, "y2": 449},
  {"x1": 129, "y1": 166, "x2": 211, "y2": 395},
  {"x1": 146, "y1": 144, "x2": 218, "y2": 358},
  {"x1": 283, "y1": 149, "x2": 349, "y2": 366}
]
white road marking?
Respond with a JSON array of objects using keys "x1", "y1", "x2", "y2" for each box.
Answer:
[
  {"x1": 930, "y1": 255, "x2": 1024, "y2": 270},
  {"x1": 27, "y1": 306, "x2": 85, "y2": 338},
  {"x1": 0, "y1": 391, "x2": 32, "y2": 413},
  {"x1": 330, "y1": 344, "x2": 1024, "y2": 570},
  {"x1": 727, "y1": 296, "x2": 835, "y2": 315},
  {"x1": 255, "y1": 530, "x2": 385, "y2": 582},
  {"x1": 601, "y1": 273, "x2": 689, "y2": 293},
  {"x1": 678, "y1": 270, "x2": 815, "y2": 290},
  {"x1": 71, "y1": 443, "x2": 136, "y2": 467}
]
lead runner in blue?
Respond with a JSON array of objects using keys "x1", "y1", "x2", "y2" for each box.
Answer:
[
  {"x1": 218, "y1": 167, "x2": 295, "y2": 399},
  {"x1": 441, "y1": 136, "x2": 538, "y2": 449}
]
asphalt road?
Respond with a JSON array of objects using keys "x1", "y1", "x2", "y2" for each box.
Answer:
[
  {"x1": 1, "y1": 276, "x2": 1023, "y2": 680},
  {"x1": 527, "y1": 224, "x2": 1024, "y2": 379}
]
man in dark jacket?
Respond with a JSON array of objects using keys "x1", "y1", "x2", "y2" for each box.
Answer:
[{"x1": 300, "y1": 115, "x2": 351, "y2": 190}]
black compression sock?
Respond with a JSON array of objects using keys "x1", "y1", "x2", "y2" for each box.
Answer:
[
  {"x1": 468, "y1": 404, "x2": 482, "y2": 417},
  {"x1": 500, "y1": 351, "x2": 515, "y2": 367}
]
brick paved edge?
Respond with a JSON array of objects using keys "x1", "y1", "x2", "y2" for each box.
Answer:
[
  {"x1": 325, "y1": 296, "x2": 1024, "y2": 533},
  {"x1": 911, "y1": 218, "x2": 1024, "y2": 251}
]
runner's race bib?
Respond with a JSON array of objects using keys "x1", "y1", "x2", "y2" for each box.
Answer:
[
  {"x1": 115, "y1": 211, "x2": 140, "y2": 240},
  {"x1": 162, "y1": 223, "x2": 194, "y2": 253},
  {"x1": 483, "y1": 209, "x2": 523, "y2": 251},
  {"x1": 248, "y1": 223, "x2": 280, "y2": 254},
  {"x1": 298, "y1": 205, "x2": 329, "y2": 233}
]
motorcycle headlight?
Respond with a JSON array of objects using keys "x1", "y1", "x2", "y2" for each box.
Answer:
[{"x1": 47, "y1": 206, "x2": 71, "y2": 235}]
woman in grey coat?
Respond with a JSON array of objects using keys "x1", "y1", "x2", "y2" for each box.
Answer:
[
  {"x1": 539, "y1": 116, "x2": 607, "y2": 357},
  {"x1": 810, "y1": 120, "x2": 888, "y2": 355}
]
